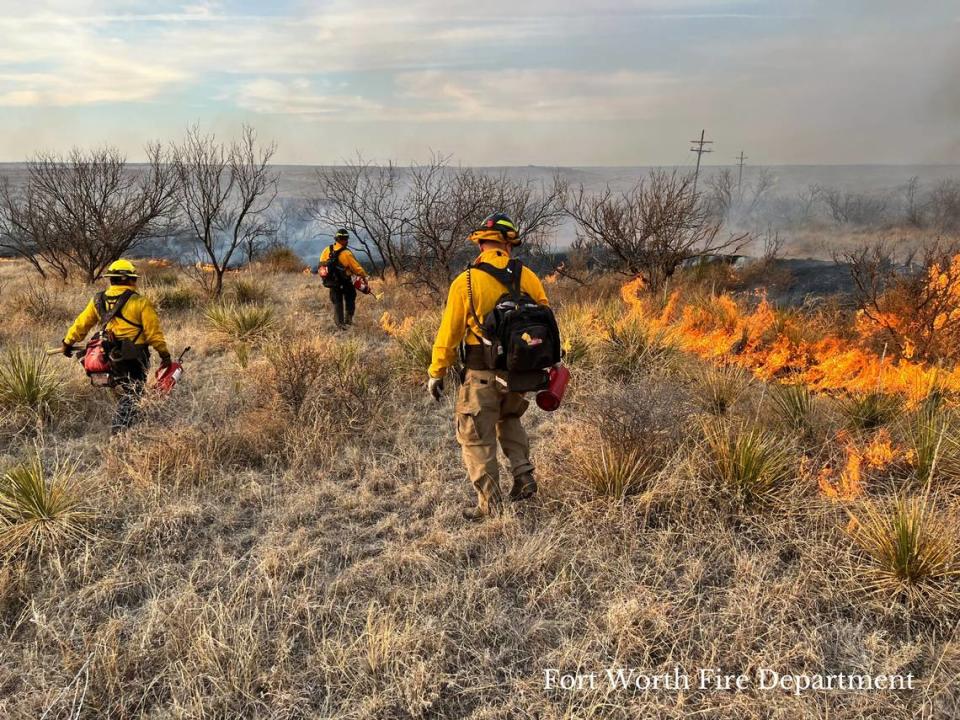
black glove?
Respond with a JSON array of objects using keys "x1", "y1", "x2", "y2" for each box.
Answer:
[
  {"x1": 158, "y1": 353, "x2": 172, "y2": 370},
  {"x1": 428, "y1": 376, "x2": 444, "y2": 401},
  {"x1": 61, "y1": 341, "x2": 74, "y2": 358}
]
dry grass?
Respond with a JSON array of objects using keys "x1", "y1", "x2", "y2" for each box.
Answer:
[{"x1": 0, "y1": 257, "x2": 955, "y2": 719}]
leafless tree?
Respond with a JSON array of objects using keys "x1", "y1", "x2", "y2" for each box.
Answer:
[
  {"x1": 311, "y1": 153, "x2": 566, "y2": 295},
  {"x1": 405, "y1": 156, "x2": 567, "y2": 295},
  {"x1": 741, "y1": 168, "x2": 775, "y2": 216},
  {"x1": 567, "y1": 169, "x2": 747, "y2": 290},
  {"x1": 172, "y1": 125, "x2": 278, "y2": 296},
  {"x1": 706, "y1": 168, "x2": 735, "y2": 219},
  {"x1": 0, "y1": 145, "x2": 177, "y2": 281},
  {"x1": 901, "y1": 176, "x2": 927, "y2": 228},
  {"x1": 928, "y1": 179, "x2": 960, "y2": 233},
  {"x1": 311, "y1": 156, "x2": 409, "y2": 278},
  {"x1": 821, "y1": 187, "x2": 889, "y2": 226}
]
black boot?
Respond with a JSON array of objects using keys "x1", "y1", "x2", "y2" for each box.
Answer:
[{"x1": 509, "y1": 472, "x2": 537, "y2": 502}]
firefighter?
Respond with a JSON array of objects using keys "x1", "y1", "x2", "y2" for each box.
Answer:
[
  {"x1": 62, "y1": 259, "x2": 171, "y2": 433},
  {"x1": 428, "y1": 213, "x2": 548, "y2": 521},
  {"x1": 317, "y1": 228, "x2": 368, "y2": 329}
]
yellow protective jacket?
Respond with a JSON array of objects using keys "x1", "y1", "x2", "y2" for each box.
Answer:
[
  {"x1": 64, "y1": 285, "x2": 169, "y2": 357},
  {"x1": 319, "y1": 241, "x2": 367, "y2": 278},
  {"x1": 429, "y1": 248, "x2": 549, "y2": 378}
]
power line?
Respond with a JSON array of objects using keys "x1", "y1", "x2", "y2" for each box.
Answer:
[{"x1": 689, "y1": 129, "x2": 713, "y2": 193}]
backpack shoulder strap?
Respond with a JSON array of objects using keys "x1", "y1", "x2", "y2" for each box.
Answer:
[
  {"x1": 98, "y1": 290, "x2": 138, "y2": 332},
  {"x1": 473, "y1": 259, "x2": 523, "y2": 299}
]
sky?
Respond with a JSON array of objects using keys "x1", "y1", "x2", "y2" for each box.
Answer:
[{"x1": 0, "y1": 0, "x2": 957, "y2": 166}]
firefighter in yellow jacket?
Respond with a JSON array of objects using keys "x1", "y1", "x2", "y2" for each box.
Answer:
[
  {"x1": 62, "y1": 259, "x2": 171, "y2": 433},
  {"x1": 428, "y1": 213, "x2": 548, "y2": 521},
  {"x1": 317, "y1": 228, "x2": 367, "y2": 329}
]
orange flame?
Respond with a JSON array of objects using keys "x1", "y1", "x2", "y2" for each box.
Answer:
[
  {"x1": 379, "y1": 311, "x2": 414, "y2": 337},
  {"x1": 619, "y1": 278, "x2": 960, "y2": 406}
]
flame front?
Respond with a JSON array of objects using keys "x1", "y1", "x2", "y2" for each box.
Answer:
[{"x1": 618, "y1": 276, "x2": 960, "y2": 406}]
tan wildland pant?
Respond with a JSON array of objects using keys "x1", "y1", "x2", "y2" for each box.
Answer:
[{"x1": 455, "y1": 369, "x2": 534, "y2": 512}]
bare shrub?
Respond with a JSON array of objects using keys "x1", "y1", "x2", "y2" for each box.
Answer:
[
  {"x1": 567, "y1": 169, "x2": 747, "y2": 290},
  {"x1": 266, "y1": 336, "x2": 325, "y2": 416},
  {"x1": 172, "y1": 125, "x2": 279, "y2": 297},
  {"x1": 821, "y1": 187, "x2": 890, "y2": 226},
  {"x1": 843, "y1": 239, "x2": 960, "y2": 362},
  {"x1": 0, "y1": 145, "x2": 177, "y2": 281},
  {"x1": 257, "y1": 245, "x2": 306, "y2": 273}
]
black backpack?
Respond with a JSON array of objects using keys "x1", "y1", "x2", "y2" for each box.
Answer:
[
  {"x1": 318, "y1": 245, "x2": 349, "y2": 289},
  {"x1": 467, "y1": 259, "x2": 561, "y2": 390}
]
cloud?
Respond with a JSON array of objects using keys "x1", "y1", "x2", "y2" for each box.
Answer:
[
  {"x1": 232, "y1": 78, "x2": 383, "y2": 117},
  {"x1": 394, "y1": 69, "x2": 677, "y2": 122}
]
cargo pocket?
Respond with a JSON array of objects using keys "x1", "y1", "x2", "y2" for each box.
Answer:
[
  {"x1": 501, "y1": 392, "x2": 530, "y2": 419},
  {"x1": 455, "y1": 379, "x2": 497, "y2": 445}
]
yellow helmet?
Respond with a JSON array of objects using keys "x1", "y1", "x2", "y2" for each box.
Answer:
[
  {"x1": 469, "y1": 212, "x2": 521, "y2": 246},
  {"x1": 104, "y1": 259, "x2": 138, "y2": 279}
]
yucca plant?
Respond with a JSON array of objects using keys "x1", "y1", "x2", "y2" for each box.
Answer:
[
  {"x1": 0, "y1": 453, "x2": 93, "y2": 558},
  {"x1": 839, "y1": 391, "x2": 902, "y2": 431},
  {"x1": 230, "y1": 277, "x2": 271, "y2": 305},
  {"x1": 599, "y1": 317, "x2": 675, "y2": 378},
  {"x1": 575, "y1": 443, "x2": 656, "y2": 500},
  {"x1": 204, "y1": 302, "x2": 275, "y2": 342},
  {"x1": 699, "y1": 365, "x2": 749, "y2": 416},
  {"x1": 702, "y1": 420, "x2": 795, "y2": 507},
  {"x1": 845, "y1": 494, "x2": 957, "y2": 604},
  {"x1": 770, "y1": 383, "x2": 814, "y2": 434},
  {"x1": 0, "y1": 347, "x2": 64, "y2": 423},
  {"x1": 155, "y1": 285, "x2": 198, "y2": 312}
]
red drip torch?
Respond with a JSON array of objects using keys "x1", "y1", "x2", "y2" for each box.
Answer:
[
  {"x1": 155, "y1": 347, "x2": 191, "y2": 395},
  {"x1": 536, "y1": 365, "x2": 570, "y2": 412}
]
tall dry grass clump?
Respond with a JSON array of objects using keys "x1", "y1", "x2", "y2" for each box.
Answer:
[
  {"x1": 0, "y1": 346, "x2": 64, "y2": 425},
  {"x1": 266, "y1": 335, "x2": 326, "y2": 416},
  {"x1": 0, "y1": 452, "x2": 92, "y2": 558}
]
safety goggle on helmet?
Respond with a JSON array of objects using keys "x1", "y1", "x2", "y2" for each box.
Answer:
[{"x1": 472, "y1": 213, "x2": 520, "y2": 245}]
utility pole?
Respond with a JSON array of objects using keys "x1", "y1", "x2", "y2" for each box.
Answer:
[
  {"x1": 736, "y1": 151, "x2": 747, "y2": 192},
  {"x1": 689, "y1": 129, "x2": 713, "y2": 193}
]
